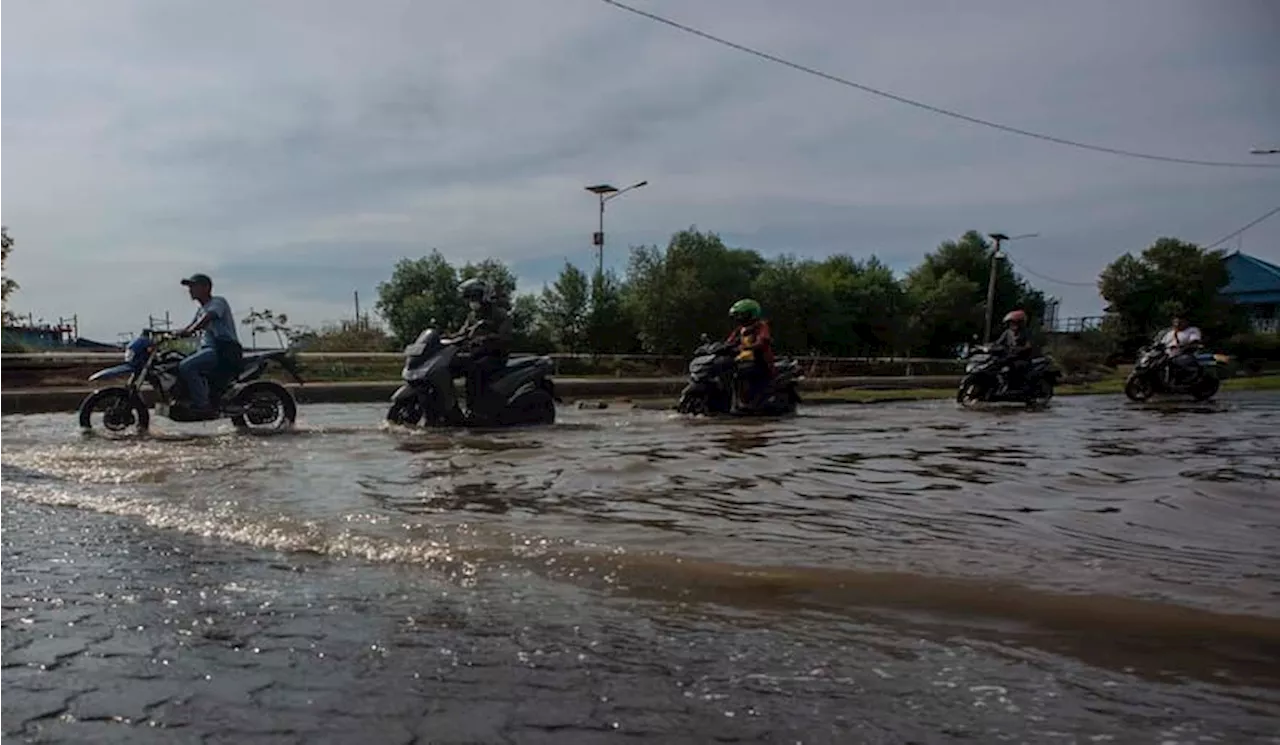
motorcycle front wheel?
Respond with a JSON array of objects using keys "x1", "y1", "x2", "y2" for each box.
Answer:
[
  {"x1": 1123, "y1": 375, "x2": 1154, "y2": 402},
  {"x1": 386, "y1": 397, "x2": 425, "y2": 427},
  {"x1": 78, "y1": 387, "x2": 150, "y2": 435},
  {"x1": 956, "y1": 379, "x2": 986, "y2": 408},
  {"x1": 230, "y1": 381, "x2": 297, "y2": 432}
]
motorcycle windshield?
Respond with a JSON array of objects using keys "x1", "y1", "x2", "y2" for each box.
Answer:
[{"x1": 404, "y1": 328, "x2": 441, "y2": 358}]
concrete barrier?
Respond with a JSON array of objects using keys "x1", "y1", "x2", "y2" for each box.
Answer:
[{"x1": 1, "y1": 375, "x2": 960, "y2": 415}]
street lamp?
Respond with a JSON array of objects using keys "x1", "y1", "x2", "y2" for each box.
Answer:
[
  {"x1": 1251, "y1": 147, "x2": 1280, "y2": 155},
  {"x1": 983, "y1": 231, "x2": 1039, "y2": 343},
  {"x1": 585, "y1": 179, "x2": 648, "y2": 279}
]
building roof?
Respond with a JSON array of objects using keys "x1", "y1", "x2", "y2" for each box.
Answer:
[{"x1": 1222, "y1": 251, "x2": 1280, "y2": 304}]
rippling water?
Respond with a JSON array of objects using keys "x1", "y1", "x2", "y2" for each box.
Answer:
[{"x1": 4, "y1": 393, "x2": 1280, "y2": 742}]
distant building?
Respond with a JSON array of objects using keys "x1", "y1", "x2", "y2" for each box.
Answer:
[{"x1": 1222, "y1": 252, "x2": 1280, "y2": 334}]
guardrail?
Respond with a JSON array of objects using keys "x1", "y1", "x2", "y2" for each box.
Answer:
[{"x1": 1, "y1": 351, "x2": 962, "y2": 365}]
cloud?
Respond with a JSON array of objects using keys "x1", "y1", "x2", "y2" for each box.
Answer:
[{"x1": 3, "y1": 0, "x2": 1278, "y2": 342}]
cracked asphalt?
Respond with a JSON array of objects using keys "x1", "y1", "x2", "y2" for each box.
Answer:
[{"x1": 2, "y1": 500, "x2": 887, "y2": 744}]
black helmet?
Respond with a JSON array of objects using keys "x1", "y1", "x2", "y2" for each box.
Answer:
[{"x1": 458, "y1": 278, "x2": 490, "y2": 303}]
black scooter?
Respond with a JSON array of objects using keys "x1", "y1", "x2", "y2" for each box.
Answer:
[
  {"x1": 676, "y1": 334, "x2": 802, "y2": 416},
  {"x1": 956, "y1": 343, "x2": 1059, "y2": 408}
]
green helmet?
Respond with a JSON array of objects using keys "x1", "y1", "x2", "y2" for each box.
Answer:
[{"x1": 729, "y1": 298, "x2": 762, "y2": 323}]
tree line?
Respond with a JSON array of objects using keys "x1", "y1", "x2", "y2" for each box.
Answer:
[{"x1": 371, "y1": 228, "x2": 1048, "y2": 358}]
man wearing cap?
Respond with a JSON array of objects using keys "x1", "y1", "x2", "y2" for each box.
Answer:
[{"x1": 175, "y1": 273, "x2": 242, "y2": 415}]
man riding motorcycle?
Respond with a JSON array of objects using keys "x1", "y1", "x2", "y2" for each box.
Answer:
[
  {"x1": 1156, "y1": 312, "x2": 1203, "y2": 385},
  {"x1": 993, "y1": 309, "x2": 1035, "y2": 394},
  {"x1": 725, "y1": 298, "x2": 776, "y2": 411},
  {"x1": 448, "y1": 278, "x2": 513, "y2": 424},
  {"x1": 174, "y1": 273, "x2": 243, "y2": 417}
]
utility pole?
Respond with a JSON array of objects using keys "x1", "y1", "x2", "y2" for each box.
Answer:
[
  {"x1": 983, "y1": 232, "x2": 1039, "y2": 343},
  {"x1": 584, "y1": 180, "x2": 648, "y2": 281},
  {"x1": 354, "y1": 290, "x2": 361, "y2": 328}
]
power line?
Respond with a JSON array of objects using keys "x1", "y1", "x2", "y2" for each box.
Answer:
[
  {"x1": 1203, "y1": 204, "x2": 1280, "y2": 249},
  {"x1": 1005, "y1": 203, "x2": 1280, "y2": 288},
  {"x1": 598, "y1": 0, "x2": 1280, "y2": 170},
  {"x1": 1007, "y1": 257, "x2": 1096, "y2": 288}
]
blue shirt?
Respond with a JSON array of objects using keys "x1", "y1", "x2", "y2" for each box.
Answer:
[{"x1": 193, "y1": 296, "x2": 239, "y2": 349}]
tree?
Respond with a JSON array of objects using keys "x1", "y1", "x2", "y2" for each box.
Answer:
[
  {"x1": 539, "y1": 262, "x2": 591, "y2": 352},
  {"x1": 2, "y1": 226, "x2": 19, "y2": 318},
  {"x1": 375, "y1": 251, "x2": 462, "y2": 344},
  {"x1": 1098, "y1": 237, "x2": 1240, "y2": 355},
  {"x1": 241, "y1": 308, "x2": 306, "y2": 348},
  {"x1": 458, "y1": 258, "x2": 517, "y2": 308},
  {"x1": 624, "y1": 228, "x2": 765, "y2": 353},
  {"x1": 510, "y1": 293, "x2": 555, "y2": 352},
  {"x1": 809, "y1": 255, "x2": 909, "y2": 356},
  {"x1": 749, "y1": 256, "x2": 833, "y2": 355},
  {"x1": 905, "y1": 230, "x2": 1045, "y2": 356},
  {"x1": 586, "y1": 269, "x2": 638, "y2": 354}
]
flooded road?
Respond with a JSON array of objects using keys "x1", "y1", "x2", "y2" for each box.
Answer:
[{"x1": 4, "y1": 393, "x2": 1280, "y2": 743}]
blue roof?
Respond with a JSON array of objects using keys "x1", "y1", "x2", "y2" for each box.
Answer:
[{"x1": 1222, "y1": 252, "x2": 1280, "y2": 304}]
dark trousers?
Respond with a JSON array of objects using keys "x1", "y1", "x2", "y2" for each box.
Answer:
[{"x1": 462, "y1": 354, "x2": 507, "y2": 414}]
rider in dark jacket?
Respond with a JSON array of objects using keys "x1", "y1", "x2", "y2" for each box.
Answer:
[
  {"x1": 994, "y1": 309, "x2": 1035, "y2": 392},
  {"x1": 451, "y1": 278, "x2": 512, "y2": 423}
]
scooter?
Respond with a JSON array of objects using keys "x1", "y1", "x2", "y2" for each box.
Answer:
[
  {"x1": 385, "y1": 325, "x2": 557, "y2": 427},
  {"x1": 77, "y1": 329, "x2": 302, "y2": 434},
  {"x1": 1124, "y1": 345, "x2": 1225, "y2": 402},
  {"x1": 676, "y1": 334, "x2": 802, "y2": 416},
  {"x1": 957, "y1": 344, "x2": 1059, "y2": 408}
]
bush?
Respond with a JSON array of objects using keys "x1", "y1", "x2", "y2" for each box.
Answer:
[
  {"x1": 294, "y1": 321, "x2": 398, "y2": 353},
  {"x1": 1220, "y1": 333, "x2": 1280, "y2": 374}
]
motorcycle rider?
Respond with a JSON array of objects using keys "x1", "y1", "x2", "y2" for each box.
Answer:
[
  {"x1": 993, "y1": 309, "x2": 1035, "y2": 394},
  {"x1": 449, "y1": 278, "x2": 513, "y2": 424},
  {"x1": 1157, "y1": 311, "x2": 1203, "y2": 384},
  {"x1": 725, "y1": 298, "x2": 776, "y2": 410},
  {"x1": 174, "y1": 273, "x2": 243, "y2": 416}
]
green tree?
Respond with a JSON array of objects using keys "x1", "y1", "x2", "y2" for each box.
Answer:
[
  {"x1": 459, "y1": 258, "x2": 518, "y2": 308},
  {"x1": 809, "y1": 255, "x2": 909, "y2": 356},
  {"x1": 1098, "y1": 237, "x2": 1241, "y2": 355},
  {"x1": 539, "y1": 262, "x2": 591, "y2": 352},
  {"x1": 749, "y1": 256, "x2": 833, "y2": 354},
  {"x1": 905, "y1": 230, "x2": 1045, "y2": 356},
  {"x1": 375, "y1": 251, "x2": 462, "y2": 344},
  {"x1": 2, "y1": 226, "x2": 19, "y2": 317},
  {"x1": 510, "y1": 293, "x2": 555, "y2": 352},
  {"x1": 624, "y1": 228, "x2": 765, "y2": 353},
  {"x1": 586, "y1": 270, "x2": 638, "y2": 354}
]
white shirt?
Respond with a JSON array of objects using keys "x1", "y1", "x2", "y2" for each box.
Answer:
[{"x1": 1157, "y1": 325, "x2": 1201, "y2": 352}]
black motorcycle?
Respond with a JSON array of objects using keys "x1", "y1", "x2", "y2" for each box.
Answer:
[
  {"x1": 1124, "y1": 345, "x2": 1223, "y2": 402},
  {"x1": 676, "y1": 335, "x2": 802, "y2": 416},
  {"x1": 956, "y1": 344, "x2": 1059, "y2": 408},
  {"x1": 386, "y1": 325, "x2": 557, "y2": 427},
  {"x1": 77, "y1": 329, "x2": 303, "y2": 434}
]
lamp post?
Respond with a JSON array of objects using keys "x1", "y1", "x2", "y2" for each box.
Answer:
[
  {"x1": 983, "y1": 232, "x2": 1039, "y2": 343},
  {"x1": 1250, "y1": 147, "x2": 1280, "y2": 155},
  {"x1": 584, "y1": 180, "x2": 648, "y2": 280}
]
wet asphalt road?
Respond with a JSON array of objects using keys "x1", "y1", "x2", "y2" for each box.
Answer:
[{"x1": 3, "y1": 393, "x2": 1279, "y2": 743}]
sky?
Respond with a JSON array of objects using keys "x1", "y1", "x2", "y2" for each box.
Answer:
[{"x1": 3, "y1": 0, "x2": 1279, "y2": 342}]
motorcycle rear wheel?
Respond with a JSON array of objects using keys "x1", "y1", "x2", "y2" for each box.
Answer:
[{"x1": 230, "y1": 381, "x2": 297, "y2": 432}]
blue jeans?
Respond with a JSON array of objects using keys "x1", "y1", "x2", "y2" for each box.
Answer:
[{"x1": 178, "y1": 347, "x2": 220, "y2": 409}]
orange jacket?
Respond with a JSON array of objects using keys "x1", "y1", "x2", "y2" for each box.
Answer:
[{"x1": 726, "y1": 320, "x2": 776, "y2": 371}]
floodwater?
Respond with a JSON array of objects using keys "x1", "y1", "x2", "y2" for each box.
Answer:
[{"x1": 3, "y1": 394, "x2": 1280, "y2": 743}]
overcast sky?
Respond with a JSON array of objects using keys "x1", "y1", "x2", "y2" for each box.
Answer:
[{"x1": 3, "y1": 0, "x2": 1279, "y2": 342}]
